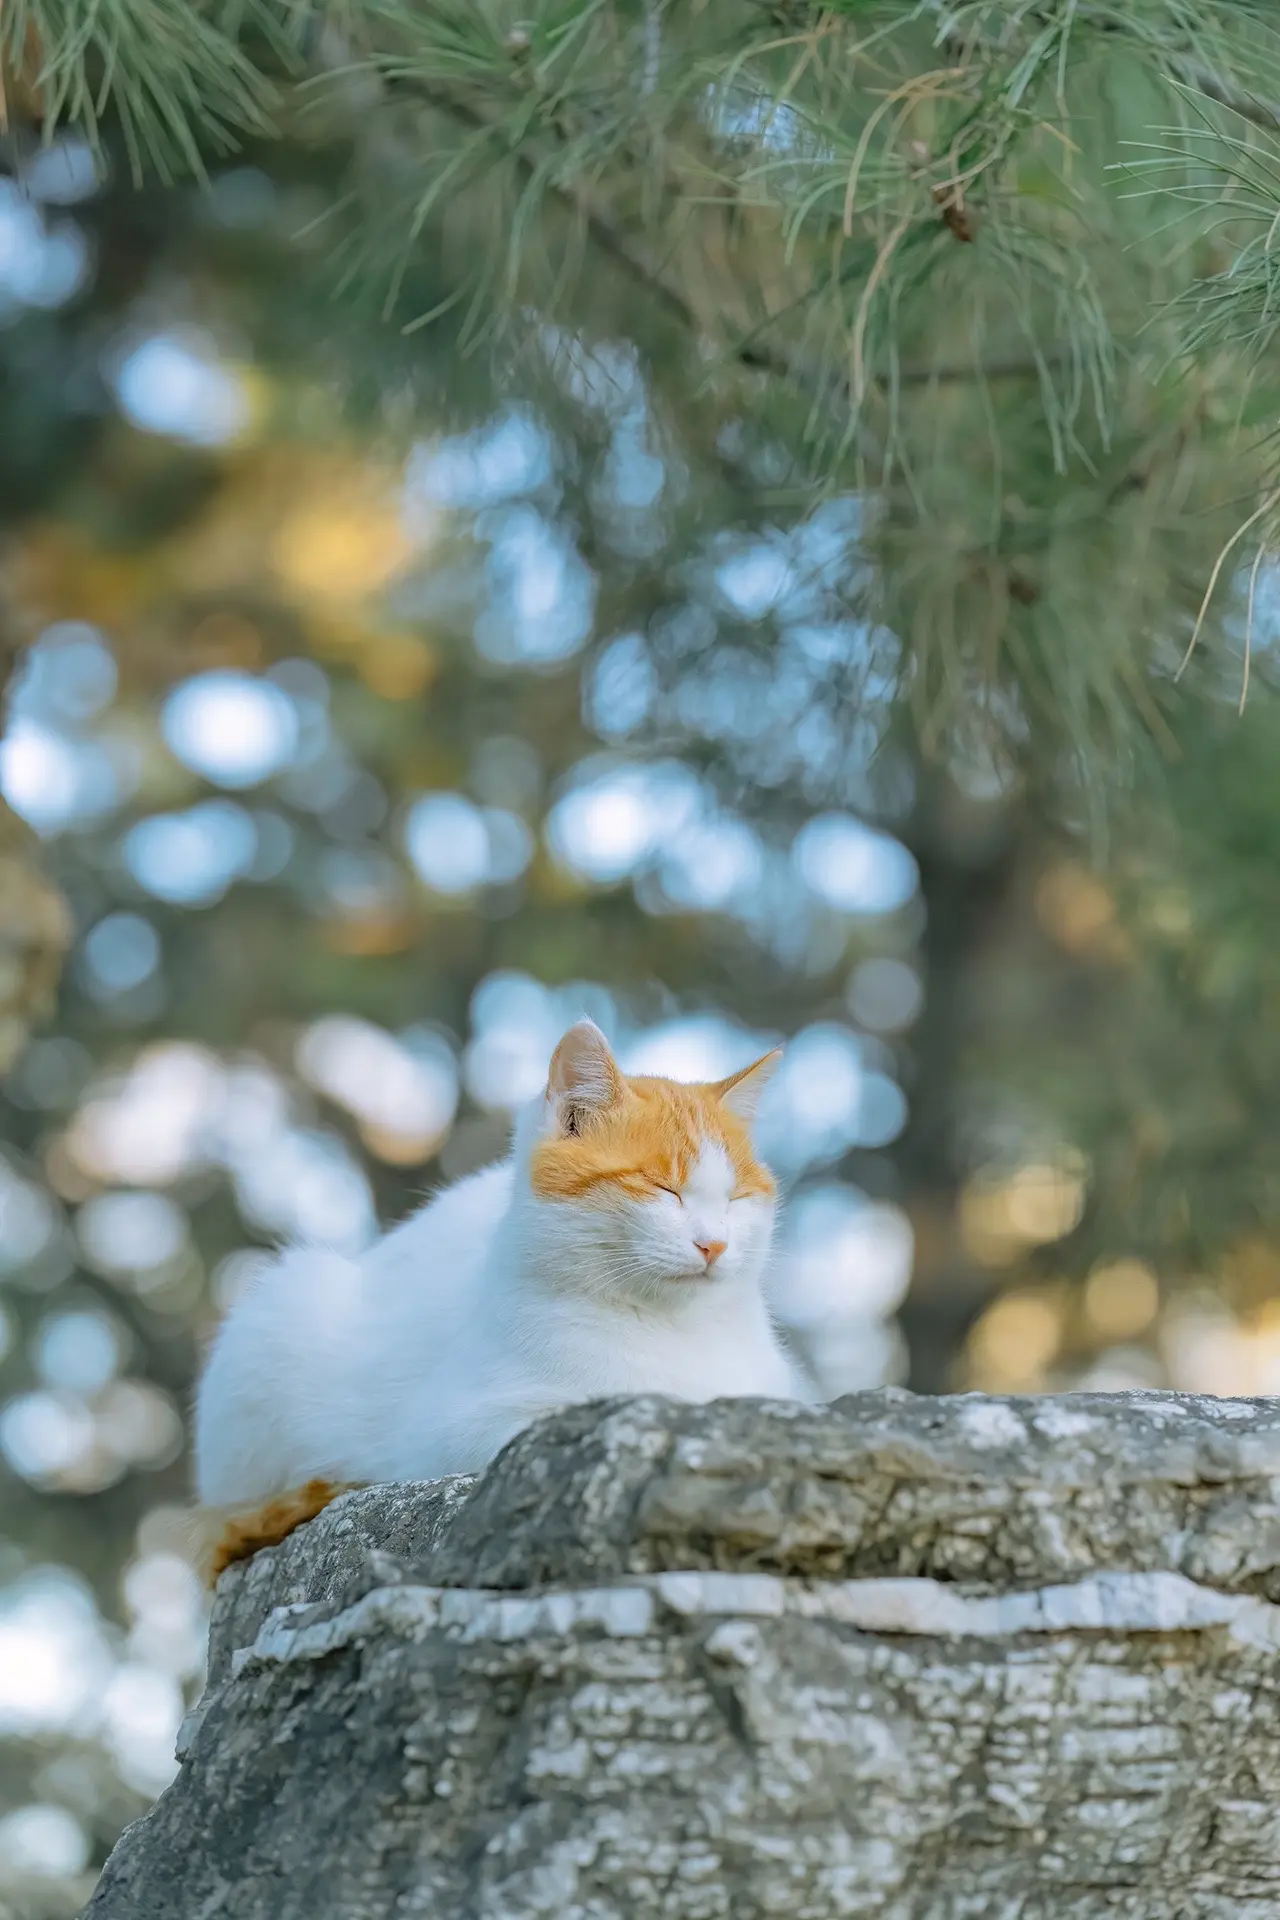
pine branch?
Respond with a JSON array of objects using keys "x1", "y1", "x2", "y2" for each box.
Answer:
[
  {"x1": 332, "y1": 0, "x2": 1199, "y2": 484},
  {"x1": 896, "y1": 350, "x2": 1071, "y2": 384},
  {"x1": 0, "y1": 0, "x2": 287, "y2": 181},
  {"x1": 8, "y1": 0, "x2": 1276, "y2": 782},
  {"x1": 375, "y1": 67, "x2": 846, "y2": 416},
  {"x1": 365, "y1": 61, "x2": 1071, "y2": 428},
  {"x1": 928, "y1": 1, "x2": 1280, "y2": 131},
  {"x1": 1174, "y1": 63, "x2": 1280, "y2": 133}
]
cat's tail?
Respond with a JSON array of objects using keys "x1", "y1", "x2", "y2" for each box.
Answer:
[{"x1": 199, "y1": 1479, "x2": 354, "y2": 1587}]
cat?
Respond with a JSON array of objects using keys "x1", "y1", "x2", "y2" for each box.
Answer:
[{"x1": 194, "y1": 1019, "x2": 811, "y2": 1570}]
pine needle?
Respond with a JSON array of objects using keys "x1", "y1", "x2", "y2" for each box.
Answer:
[
  {"x1": 1241, "y1": 538, "x2": 1266, "y2": 713},
  {"x1": 1176, "y1": 488, "x2": 1280, "y2": 682}
]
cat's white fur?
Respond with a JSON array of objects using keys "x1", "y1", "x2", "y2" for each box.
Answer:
[{"x1": 194, "y1": 1022, "x2": 809, "y2": 1506}]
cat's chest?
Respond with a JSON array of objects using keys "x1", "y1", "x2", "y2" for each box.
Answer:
[{"x1": 550, "y1": 1300, "x2": 786, "y2": 1399}]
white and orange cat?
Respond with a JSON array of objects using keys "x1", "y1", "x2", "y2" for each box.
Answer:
[{"x1": 195, "y1": 1019, "x2": 810, "y2": 1572}]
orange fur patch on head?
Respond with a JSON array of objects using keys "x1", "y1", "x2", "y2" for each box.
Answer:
[
  {"x1": 530, "y1": 1070, "x2": 776, "y2": 1203},
  {"x1": 205, "y1": 1478, "x2": 349, "y2": 1585}
]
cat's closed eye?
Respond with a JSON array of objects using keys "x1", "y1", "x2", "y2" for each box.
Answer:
[{"x1": 652, "y1": 1182, "x2": 681, "y2": 1200}]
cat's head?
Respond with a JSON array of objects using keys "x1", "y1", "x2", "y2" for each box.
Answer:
[{"x1": 520, "y1": 1019, "x2": 781, "y2": 1302}]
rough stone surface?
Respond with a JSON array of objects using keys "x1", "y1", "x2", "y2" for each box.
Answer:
[
  {"x1": 204, "y1": 1473, "x2": 475, "y2": 1688},
  {"x1": 88, "y1": 1390, "x2": 1280, "y2": 1918}
]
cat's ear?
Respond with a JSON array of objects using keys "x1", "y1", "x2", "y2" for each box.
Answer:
[
  {"x1": 713, "y1": 1049, "x2": 782, "y2": 1122},
  {"x1": 546, "y1": 1021, "x2": 624, "y2": 1135}
]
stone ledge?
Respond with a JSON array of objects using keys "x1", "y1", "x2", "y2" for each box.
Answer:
[{"x1": 89, "y1": 1391, "x2": 1280, "y2": 1920}]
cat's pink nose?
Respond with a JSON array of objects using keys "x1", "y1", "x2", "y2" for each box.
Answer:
[{"x1": 695, "y1": 1238, "x2": 727, "y2": 1267}]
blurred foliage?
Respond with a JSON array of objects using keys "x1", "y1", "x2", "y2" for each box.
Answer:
[{"x1": 3, "y1": 3, "x2": 1280, "y2": 1909}]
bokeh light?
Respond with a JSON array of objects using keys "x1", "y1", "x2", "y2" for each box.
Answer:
[
  {"x1": 115, "y1": 333, "x2": 252, "y2": 446},
  {"x1": 297, "y1": 1017, "x2": 458, "y2": 1162},
  {"x1": 80, "y1": 915, "x2": 161, "y2": 1000},
  {"x1": 123, "y1": 803, "x2": 258, "y2": 906},
  {"x1": 793, "y1": 813, "x2": 919, "y2": 917},
  {"x1": 161, "y1": 672, "x2": 299, "y2": 789},
  {"x1": 0, "y1": 178, "x2": 90, "y2": 311},
  {"x1": 0, "y1": 1802, "x2": 90, "y2": 1880}
]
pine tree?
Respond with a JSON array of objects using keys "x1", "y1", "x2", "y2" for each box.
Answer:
[{"x1": 5, "y1": 2, "x2": 1280, "y2": 787}]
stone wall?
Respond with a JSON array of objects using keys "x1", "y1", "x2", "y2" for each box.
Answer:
[{"x1": 87, "y1": 1391, "x2": 1280, "y2": 1917}]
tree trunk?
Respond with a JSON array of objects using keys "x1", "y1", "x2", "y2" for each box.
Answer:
[
  {"x1": 89, "y1": 1392, "x2": 1280, "y2": 1918},
  {"x1": 896, "y1": 778, "x2": 1024, "y2": 1390}
]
